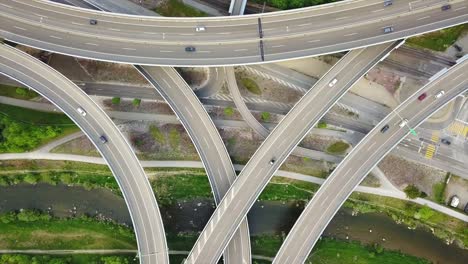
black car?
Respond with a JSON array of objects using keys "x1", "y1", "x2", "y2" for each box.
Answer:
[
  {"x1": 441, "y1": 4, "x2": 451, "y2": 11},
  {"x1": 384, "y1": 0, "x2": 393, "y2": 7},
  {"x1": 380, "y1": 124, "x2": 390, "y2": 133},
  {"x1": 89, "y1": 19, "x2": 98, "y2": 25},
  {"x1": 99, "y1": 135, "x2": 108, "y2": 144},
  {"x1": 185, "y1": 46, "x2": 196, "y2": 52},
  {"x1": 441, "y1": 138, "x2": 451, "y2": 145},
  {"x1": 464, "y1": 203, "x2": 468, "y2": 214}
]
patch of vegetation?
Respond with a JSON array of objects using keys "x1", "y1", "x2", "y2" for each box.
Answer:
[
  {"x1": 260, "y1": 111, "x2": 271, "y2": 122},
  {"x1": 0, "y1": 210, "x2": 136, "y2": 250},
  {"x1": 149, "y1": 125, "x2": 165, "y2": 144},
  {"x1": 168, "y1": 128, "x2": 180, "y2": 149},
  {"x1": 155, "y1": 0, "x2": 208, "y2": 17},
  {"x1": 227, "y1": 137, "x2": 236, "y2": 149},
  {"x1": 326, "y1": 141, "x2": 350, "y2": 155},
  {"x1": 151, "y1": 172, "x2": 212, "y2": 205},
  {"x1": 224, "y1": 107, "x2": 234, "y2": 117},
  {"x1": 0, "y1": 254, "x2": 137, "y2": 264},
  {"x1": 251, "y1": 0, "x2": 341, "y2": 10},
  {"x1": 406, "y1": 24, "x2": 468, "y2": 51},
  {"x1": 317, "y1": 120, "x2": 327, "y2": 128},
  {"x1": 111, "y1": 97, "x2": 121, "y2": 105},
  {"x1": 0, "y1": 84, "x2": 38, "y2": 100},
  {"x1": 0, "y1": 103, "x2": 75, "y2": 125},
  {"x1": 404, "y1": 184, "x2": 426, "y2": 199},
  {"x1": 132, "y1": 98, "x2": 141, "y2": 107},
  {"x1": 259, "y1": 177, "x2": 318, "y2": 201},
  {"x1": 241, "y1": 78, "x2": 262, "y2": 95},
  {"x1": 432, "y1": 173, "x2": 449, "y2": 204}
]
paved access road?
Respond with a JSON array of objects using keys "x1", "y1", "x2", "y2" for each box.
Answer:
[
  {"x1": 184, "y1": 42, "x2": 399, "y2": 264},
  {"x1": 135, "y1": 66, "x2": 251, "y2": 264},
  {"x1": 0, "y1": 0, "x2": 466, "y2": 65},
  {"x1": 272, "y1": 58, "x2": 468, "y2": 264},
  {"x1": 0, "y1": 44, "x2": 169, "y2": 264}
]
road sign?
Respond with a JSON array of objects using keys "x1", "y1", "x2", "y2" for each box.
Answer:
[{"x1": 410, "y1": 128, "x2": 417, "y2": 136}]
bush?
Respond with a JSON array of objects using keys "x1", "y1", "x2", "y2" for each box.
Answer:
[
  {"x1": 15, "y1": 87, "x2": 28, "y2": 96},
  {"x1": 317, "y1": 120, "x2": 327, "y2": 128},
  {"x1": 326, "y1": 141, "x2": 350, "y2": 155},
  {"x1": 241, "y1": 78, "x2": 262, "y2": 95},
  {"x1": 224, "y1": 107, "x2": 234, "y2": 117},
  {"x1": 150, "y1": 125, "x2": 165, "y2": 144},
  {"x1": 261, "y1": 112, "x2": 271, "y2": 122},
  {"x1": 132, "y1": 98, "x2": 141, "y2": 107},
  {"x1": 111, "y1": 97, "x2": 121, "y2": 105},
  {"x1": 404, "y1": 184, "x2": 423, "y2": 199}
]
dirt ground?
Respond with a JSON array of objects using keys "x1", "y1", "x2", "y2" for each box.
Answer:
[
  {"x1": 281, "y1": 156, "x2": 334, "y2": 179},
  {"x1": 445, "y1": 175, "x2": 468, "y2": 210},
  {"x1": 127, "y1": 0, "x2": 163, "y2": 9},
  {"x1": 234, "y1": 67, "x2": 303, "y2": 104},
  {"x1": 75, "y1": 59, "x2": 147, "y2": 84},
  {"x1": 102, "y1": 98, "x2": 174, "y2": 115},
  {"x1": 219, "y1": 127, "x2": 262, "y2": 164},
  {"x1": 276, "y1": 55, "x2": 336, "y2": 79},
  {"x1": 300, "y1": 134, "x2": 347, "y2": 153},
  {"x1": 177, "y1": 67, "x2": 208, "y2": 89},
  {"x1": 378, "y1": 155, "x2": 446, "y2": 197},
  {"x1": 51, "y1": 135, "x2": 100, "y2": 157},
  {"x1": 206, "y1": 105, "x2": 244, "y2": 121}
]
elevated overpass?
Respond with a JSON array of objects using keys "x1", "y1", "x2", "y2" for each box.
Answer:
[{"x1": 0, "y1": 0, "x2": 466, "y2": 65}]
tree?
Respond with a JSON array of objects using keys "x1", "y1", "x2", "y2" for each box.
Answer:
[
  {"x1": 404, "y1": 184, "x2": 422, "y2": 199},
  {"x1": 112, "y1": 97, "x2": 121, "y2": 105},
  {"x1": 261, "y1": 111, "x2": 271, "y2": 122},
  {"x1": 132, "y1": 98, "x2": 141, "y2": 107}
]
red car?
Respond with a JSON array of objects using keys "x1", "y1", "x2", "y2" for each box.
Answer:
[{"x1": 418, "y1": 93, "x2": 427, "y2": 101}]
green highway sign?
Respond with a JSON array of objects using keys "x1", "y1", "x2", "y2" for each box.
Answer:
[{"x1": 410, "y1": 128, "x2": 417, "y2": 136}]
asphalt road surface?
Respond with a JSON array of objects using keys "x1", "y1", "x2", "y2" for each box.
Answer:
[
  {"x1": 184, "y1": 42, "x2": 399, "y2": 264},
  {"x1": 272, "y1": 58, "x2": 468, "y2": 264},
  {"x1": 0, "y1": 0, "x2": 466, "y2": 65},
  {"x1": 0, "y1": 44, "x2": 169, "y2": 264}
]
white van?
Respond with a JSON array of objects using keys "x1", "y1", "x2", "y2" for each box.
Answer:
[{"x1": 195, "y1": 26, "x2": 206, "y2": 32}]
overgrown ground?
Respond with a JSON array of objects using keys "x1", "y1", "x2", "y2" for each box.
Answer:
[
  {"x1": 407, "y1": 24, "x2": 468, "y2": 51},
  {"x1": 0, "y1": 84, "x2": 38, "y2": 100},
  {"x1": 0, "y1": 254, "x2": 137, "y2": 264},
  {"x1": 155, "y1": 0, "x2": 208, "y2": 17}
]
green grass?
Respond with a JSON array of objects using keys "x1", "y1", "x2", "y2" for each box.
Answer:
[
  {"x1": 0, "y1": 254, "x2": 138, "y2": 264},
  {"x1": 168, "y1": 128, "x2": 180, "y2": 149},
  {"x1": 151, "y1": 173, "x2": 212, "y2": 205},
  {"x1": 155, "y1": 0, "x2": 208, "y2": 17},
  {"x1": 250, "y1": 0, "x2": 341, "y2": 10},
  {"x1": 0, "y1": 211, "x2": 136, "y2": 250},
  {"x1": 406, "y1": 24, "x2": 468, "y2": 51},
  {"x1": 432, "y1": 173, "x2": 449, "y2": 204},
  {"x1": 0, "y1": 103, "x2": 75, "y2": 125},
  {"x1": 224, "y1": 107, "x2": 234, "y2": 117},
  {"x1": 326, "y1": 141, "x2": 350, "y2": 155},
  {"x1": 0, "y1": 84, "x2": 38, "y2": 100},
  {"x1": 241, "y1": 78, "x2": 262, "y2": 95},
  {"x1": 149, "y1": 125, "x2": 165, "y2": 144},
  {"x1": 261, "y1": 112, "x2": 271, "y2": 122},
  {"x1": 259, "y1": 176, "x2": 318, "y2": 201},
  {"x1": 317, "y1": 120, "x2": 327, "y2": 128}
]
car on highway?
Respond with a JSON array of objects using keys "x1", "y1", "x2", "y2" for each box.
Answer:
[
  {"x1": 383, "y1": 26, "x2": 394, "y2": 34},
  {"x1": 269, "y1": 159, "x2": 276, "y2": 165},
  {"x1": 441, "y1": 4, "x2": 451, "y2": 11},
  {"x1": 89, "y1": 19, "x2": 98, "y2": 25},
  {"x1": 450, "y1": 195, "x2": 460, "y2": 207},
  {"x1": 417, "y1": 93, "x2": 427, "y2": 101},
  {"x1": 380, "y1": 124, "x2": 390, "y2": 133},
  {"x1": 185, "y1": 46, "x2": 196, "y2": 52},
  {"x1": 384, "y1": 0, "x2": 393, "y2": 7},
  {"x1": 435, "y1": 90, "x2": 445, "y2": 98},
  {"x1": 195, "y1": 26, "x2": 206, "y2": 32},
  {"x1": 441, "y1": 138, "x2": 451, "y2": 145},
  {"x1": 398, "y1": 118, "x2": 408, "y2": 128},
  {"x1": 77, "y1": 107, "x2": 87, "y2": 116},
  {"x1": 328, "y1": 78, "x2": 338, "y2": 87},
  {"x1": 99, "y1": 135, "x2": 108, "y2": 144}
]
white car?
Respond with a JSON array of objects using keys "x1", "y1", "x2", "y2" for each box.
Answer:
[
  {"x1": 328, "y1": 78, "x2": 338, "y2": 87},
  {"x1": 195, "y1": 26, "x2": 206, "y2": 32},
  {"x1": 435, "y1": 90, "x2": 445, "y2": 99},
  {"x1": 77, "y1": 107, "x2": 87, "y2": 117},
  {"x1": 398, "y1": 118, "x2": 408, "y2": 128}
]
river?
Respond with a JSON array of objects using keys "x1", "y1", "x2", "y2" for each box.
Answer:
[{"x1": 0, "y1": 184, "x2": 466, "y2": 263}]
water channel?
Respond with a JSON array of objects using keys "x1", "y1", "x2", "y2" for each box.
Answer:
[{"x1": 0, "y1": 184, "x2": 466, "y2": 263}]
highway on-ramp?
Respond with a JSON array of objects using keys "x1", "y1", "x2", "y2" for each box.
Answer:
[
  {"x1": 184, "y1": 42, "x2": 400, "y2": 264},
  {"x1": 272, "y1": 58, "x2": 468, "y2": 264},
  {"x1": 135, "y1": 66, "x2": 251, "y2": 264},
  {"x1": 0, "y1": 44, "x2": 169, "y2": 264},
  {"x1": 0, "y1": 0, "x2": 466, "y2": 65}
]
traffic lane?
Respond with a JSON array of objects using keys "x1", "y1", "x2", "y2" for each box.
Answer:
[
  {"x1": 272, "y1": 63, "x2": 468, "y2": 263},
  {"x1": 0, "y1": 46, "x2": 168, "y2": 262},
  {"x1": 185, "y1": 43, "x2": 396, "y2": 263}
]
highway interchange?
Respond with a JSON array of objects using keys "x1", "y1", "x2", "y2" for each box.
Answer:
[{"x1": 0, "y1": 0, "x2": 467, "y2": 263}]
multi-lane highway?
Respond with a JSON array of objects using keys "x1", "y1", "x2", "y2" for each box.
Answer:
[
  {"x1": 0, "y1": 44, "x2": 168, "y2": 264},
  {"x1": 272, "y1": 57, "x2": 468, "y2": 264},
  {"x1": 184, "y1": 41, "x2": 400, "y2": 264},
  {"x1": 0, "y1": 0, "x2": 466, "y2": 65},
  {"x1": 134, "y1": 66, "x2": 251, "y2": 264}
]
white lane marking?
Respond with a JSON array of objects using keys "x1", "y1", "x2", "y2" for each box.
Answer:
[
  {"x1": 263, "y1": 28, "x2": 275, "y2": 31},
  {"x1": 108, "y1": 28, "x2": 121, "y2": 31},
  {"x1": 335, "y1": 16, "x2": 349, "y2": 20},
  {"x1": 234, "y1": 49, "x2": 248, "y2": 52},
  {"x1": 216, "y1": 32, "x2": 231, "y2": 35},
  {"x1": 454, "y1": 73, "x2": 464, "y2": 80},
  {"x1": 198, "y1": 51, "x2": 211, "y2": 53},
  {"x1": 159, "y1": 50, "x2": 173, "y2": 53},
  {"x1": 85, "y1": 43, "x2": 98, "y2": 46},
  {"x1": 49, "y1": 35, "x2": 62, "y2": 39},
  {"x1": 0, "y1": 3, "x2": 12, "y2": 8},
  {"x1": 344, "y1": 33, "x2": 358, "y2": 37},
  {"x1": 298, "y1": 23, "x2": 311, "y2": 27},
  {"x1": 34, "y1": 13, "x2": 48, "y2": 18},
  {"x1": 179, "y1": 33, "x2": 195, "y2": 36},
  {"x1": 372, "y1": 8, "x2": 384, "y2": 12},
  {"x1": 367, "y1": 141, "x2": 377, "y2": 151},
  {"x1": 13, "y1": 26, "x2": 26, "y2": 31},
  {"x1": 71, "y1": 22, "x2": 84, "y2": 26},
  {"x1": 308, "y1": 39, "x2": 321, "y2": 43},
  {"x1": 272, "y1": 45, "x2": 285, "y2": 48},
  {"x1": 143, "y1": 31, "x2": 158, "y2": 35},
  {"x1": 122, "y1": 47, "x2": 136, "y2": 51},
  {"x1": 417, "y1": 16, "x2": 430, "y2": 20},
  {"x1": 455, "y1": 6, "x2": 466, "y2": 11}
]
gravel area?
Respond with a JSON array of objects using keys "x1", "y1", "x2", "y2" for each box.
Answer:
[
  {"x1": 378, "y1": 155, "x2": 446, "y2": 197},
  {"x1": 299, "y1": 135, "x2": 346, "y2": 153},
  {"x1": 445, "y1": 175, "x2": 468, "y2": 210},
  {"x1": 102, "y1": 97, "x2": 174, "y2": 115},
  {"x1": 206, "y1": 105, "x2": 244, "y2": 121},
  {"x1": 75, "y1": 59, "x2": 147, "y2": 84}
]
